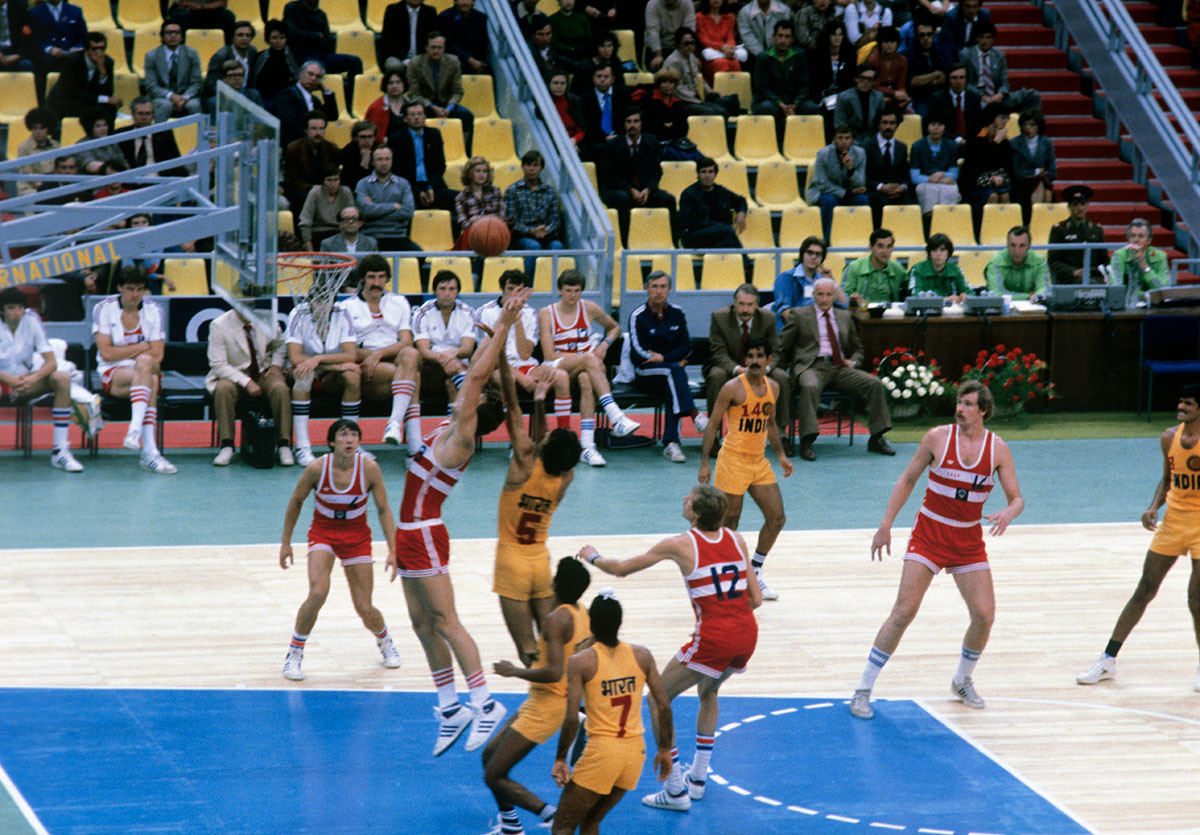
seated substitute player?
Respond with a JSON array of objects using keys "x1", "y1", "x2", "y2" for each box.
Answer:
[
  {"x1": 389, "y1": 289, "x2": 535, "y2": 757},
  {"x1": 537, "y1": 269, "x2": 640, "y2": 467},
  {"x1": 278, "y1": 419, "x2": 402, "y2": 680},
  {"x1": 550, "y1": 593, "x2": 674, "y2": 835},
  {"x1": 476, "y1": 269, "x2": 573, "y2": 433},
  {"x1": 1077, "y1": 384, "x2": 1200, "y2": 691},
  {"x1": 341, "y1": 255, "x2": 422, "y2": 451},
  {"x1": 698, "y1": 338, "x2": 793, "y2": 601},
  {"x1": 286, "y1": 285, "x2": 362, "y2": 467},
  {"x1": 93, "y1": 266, "x2": 177, "y2": 474},
  {"x1": 850, "y1": 380, "x2": 1024, "y2": 720},
  {"x1": 578, "y1": 484, "x2": 762, "y2": 812},
  {"x1": 0, "y1": 287, "x2": 89, "y2": 472},
  {"x1": 412, "y1": 270, "x2": 477, "y2": 407},
  {"x1": 481, "y1": 558, "x2": 592, "y2": 835}
]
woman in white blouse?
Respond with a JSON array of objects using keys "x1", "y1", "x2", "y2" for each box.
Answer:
[{"x1": 844, "y1": 0, "x2": 892, "y2": 47}]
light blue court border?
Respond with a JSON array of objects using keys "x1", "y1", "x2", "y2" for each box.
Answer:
[{"x1": 0, "y1": 689, "x2": 1089, "y2": 835}]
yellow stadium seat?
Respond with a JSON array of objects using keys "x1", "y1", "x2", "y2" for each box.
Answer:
[
  {"x1": 753, "y1": 160, "x2": 805, "y2": 211},
  {"x1": 461, "y1": 75, "x2": 497, "y2": 119},
  {"x1": 493, "y1": 162, "x2": 522, "y2": 191},
  {"x1": 322, "y1": 73, "x2": 346, "y2": 119},
  {"x1": 713, "y1": 71, "x2": 752, "y2": 111},
  {"x1": 733, "y1": 115, "x2": 784, "y2": 166},
  {"x1": 472, "y1": 118, "x2": 519, "y2": 167},
  {"x1": 77, "y1": 0, "x2": 119, "y2": 31},
  {"x1": 163, "y1": 259, "x2": 209, "y2": 295},
  {"x1": 174, "y1": 121, "x2": 199, "y2": 153},
  {"x1": 61, "y1": 119, "x2": 85, "y2": 146},
  {"x1": 115, "y1": 73, "x2": 141, "y2": 109},
  {"x1": 929, "y1": 203, "x2": 977, "y2": 245},
  {"x1": 268, "y1": 0, "x2": 360, "y2": 28},
  {"x1": 777, "y1": 206, "x2": 823, "y2": 249},
  {"x1": 481, "y1": 257, "x2": 524, "y2": 291},
  {"x1": 829, "y1": 205, "x2": 874, "y2": 249},
  {"x1": 583, "y1": 161, "x2": 598, "y2": 193},
  {"x1": 535, "y1": 0, "x2": 557, "y2": 13},
  {"x1": 606, "y1": 208, "x2": 623, "y2": 250},
  {"x1": 279, "y1": 210, "x2": 295, "y2": 235},
  {"x1": 226, "y1": 0, "x2": 265, "y2": 28},
  {"x1": 393, "y1": 256, "x2": 422, "y2": 293},
  {"x1": 979, "y1": 203, "x2": 1024, "y2": 246},
  {"x1": 857, "y1": 40, "x2": 876, "y2": 63},
  {"x1": 701, "y1": 253, "x2": 747, "y2": 290},
  {"x1": 782, "y1": 115, "x2": 824, "y2": 167},
  {"x1": 613, "y1": 30, "x2": 640, "y2": 71},
  {"x1": 410, "y1": 210, "x2": 455, "y2": 251},
  {"x1": 323, "y1": 119, "x2": 352, "y2": 148},
  {"x1": 1029, "y1": 202, "x2": 1069, "y2": 244},
  {"x1": 132, "y1": 27, "x2": 167, "y2": 78},
  {"x1": 658, "y1": 160, "x2": 697, "y2": 202},
  {"x1": 1006, "y1": 112, "x2": 1020, "y2": 139},
  {"x1": 119, "y1": 0, "x2": 162, "y2": 32},
  {"x1": 752, "y1": 253, "x2": 797, "y2": 287},
  {"x1": 717, "y1": 160, "x2": 757, "y2": 208},
  {"x1": 533, "y1": 256, "x2": 576, "y2": 292},
  {"x1": 650, "y1": 253, "x2": 696, "y2": 288},
  {"x1": 186, "y1": 29, "x2": 226, "y2": 71},
  {"x1": 6, "y1": 124, "x2": 26, "y2": 159},
  {"x1": 431, "y1": 0, "x2": 454, "y2": 11},
  {"x1": 365, "y1": 0, "x2": 388, "y2": 31},
  {"x1": 896, "y1": 113, "x2": 923, "y2": 147},
  {"x1": 627, "y1": 207, "x2": 674, "y2": 251},
  {"x1": 624, "y1": 72, "x2": 654, "y2": 86},
  {"x1": 881, "y1": 204, "x2": 926, "y2": 253},
  {"x1": 0, "y1": 73, "x2": 37, "y2": 124},
  {"x1": 443, "y1": 162, "x2": 463, "y2": 189},
  {"x1": 956, "y1": 251, "x2": 991, "y2": 288},
  {"x1": 91, "y1": 28, "x2": 130, "y2": 73},
  {"x1": 352, "y1": 73, "x2": 384, "y2": 119},
  {"x1": 687, "y1": 115, "x2": 734, "y2": 164},
  {"x1": 740, "y1": 208, "x2": 775, "y2": 249},
  {"x1": 825, "y1": 251, "x2": 850, "y2": 281},
  {"x1": 428, "y1": 118, "x2": 466, "y2": 163},
  {"x1": 428, "y1": 256, "x2": 472, "y2": 287},
  {"x1": 336, "y1": 31, "x2": 380, "y2": 76}
]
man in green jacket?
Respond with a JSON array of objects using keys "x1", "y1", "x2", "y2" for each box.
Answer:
[
  {"x1": 986, "y1": 225, "x2": 1048, "y2": 300},
  {"x1": 842, "y1": 228, "x2": 907, "y2": 303},
  {"x1": 1108, "y1": 218, "x2": 1168, "y2": 292}
]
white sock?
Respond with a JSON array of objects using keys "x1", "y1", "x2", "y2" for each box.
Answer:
[
  {"x1": 581, "y1": 418, "x2": 595, "y2": 449},
  {"x1": 857, "y1": 646, "x2": 890, "y2": 693},
  {"x1": 129, "y1": 385, "x2": 151, "y2": 429},
  {"x1": 665, "y1": 749, "x2": 685, "y2": 794},
  {"x1": 599, "y1": 393, "x2": 623, "y2": 423},
  {"x1": 692, "y1": 734, "x2": 714, "y2": 779},
  {"x1": 432, "y1": 667, "x2": 457, "y2": 710},
  {"x1": 341, "y1": 399, "x2": 360, "y2": 419},
  {"x1": 466, "y1": 668, "x2": 490, "y2": 707},
  {"x1": 52, "y1": 407, "x2": 70, "y2": 450},
  {"x1": 293, "y1": 400, "x2": 311, "y2": 449},
  {"x1": 141, "y1": 407, "x2": 159, "y2": 457},
  {"x1": 405, "y1": 404, "x2": 422, "y2": 449},
  {"x1": 390, "y1": 379, "x2": 415, "y2": 424},
  {"x1": 955, "y1": 645, "x2": 982, "y2": 683}
]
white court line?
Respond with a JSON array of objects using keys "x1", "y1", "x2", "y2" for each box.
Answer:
[
  {"x1": 0, "y1": 760, "x2": 51, "y2": 835},
  {"x1": 755, "y1": 795, "x2": 782, "y2": 806},
  {"x1": 804, "y1": 702, "x2": 834, "y2": 709},
  {"x1": 728, "y1": 785, "x2": 751, "y2": 796},
  {"x1": 828, "y1": 814, "x2": 861, "y2": 823},
  {"x1": 771, "y1": 707, "x2": 798, "y2": 715},
  {"x1": 869, "y1": 824, "x2": 905, "y2": 831},
  {"x1": 789, "y1": 805, "x2": 818, "y2": 815},
  {"x1": 917, "y1": 829, "x2": 953, "y2": 835},
  {"x1": 741, "y1": 714, "x2": 766, "y2": 723}
]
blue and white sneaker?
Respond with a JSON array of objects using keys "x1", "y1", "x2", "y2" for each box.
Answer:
[
  {"x1": 642, "y1": 787, "x2": 691, "y2": 811},
  {"x1": 433, "y1": 703, "x2": 473, "y2": 756},
  {"x1": 465, "y1": 698, "x2": 507, "y2": 751},
  {"x1": 683, "y1": 764, "x2": 706, "y2": 800},
  {"x1": 140, "y1": 453, "x2": 177, "y2": 474}
]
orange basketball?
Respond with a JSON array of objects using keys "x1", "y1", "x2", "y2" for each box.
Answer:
[{"x1": 467, "y1": 214, "x2": 511, "y2": 257}]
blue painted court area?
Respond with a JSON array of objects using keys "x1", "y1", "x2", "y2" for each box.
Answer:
[{"x1": 0, "y1": 689, "x2": 1088, "y2": 835}]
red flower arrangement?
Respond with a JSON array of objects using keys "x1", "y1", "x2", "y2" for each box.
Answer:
[{"x1": 956, "y1": 344, "x2": 1054, "y2": 412}]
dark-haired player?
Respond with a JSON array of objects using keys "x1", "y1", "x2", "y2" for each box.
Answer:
[{"x1": 279, "y1": 419, "x2": 401, "y2": 681}]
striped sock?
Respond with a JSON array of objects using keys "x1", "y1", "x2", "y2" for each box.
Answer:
[
  {"x1": 52, "y1": 407, "x2": 71, "y2": 451},
  {"x1": 537, "y1": 804, "x2": 555, "y2": 823},
  {"x1": 451, "y1": 372, "x2": 467, "y2": 390},
  {"x1": 553, "y1": 397, "x2": 571, "y2": 429},
  {"x1": 665, "y1": 747, "x2": 685, "y2": 794},
  {"x1": 374, "y1": 626, "x2": 388, "y2": 644},
  {"x1": 129, "y1": 385, "x2": 151, "y2": 428},
  {"x1": 404, "y1": 404, "x2": 422, "y2": 450},
  {"x1": 955, "y1": 645, "x2": 983, "y2": 683},
  {"x1": 465, "y1": 668, "x2": 489, "y2": 707},
  {"x1": 691, "y1": 735, "x2": 714, "y2": 780},
  {"x1": 341, "y1": 399, "x2": 360, "y2": 419},
  {"x1": 580, "y1": 418, "x2": 595, "y2": 449},
  {"x1": 141, "y1": 407, "x2": 159, "y2": 457},
  {"x1": 432, "y1": 667, "x2": 457, "y2": 709},
  {"x1": 857, "y1": 646, "x2": 891, "y2": 693},
  {"x1": 290, "y1": 632, "x2": 308, "y2": 650},
  {"x1": 751, "y1": 551, "x2": 767, "y2": 569},
  {"x1": 390, "y1": 379, "x2": 416, "y2": 425},
  {"x1": 497, "y1": 807, "x2": 522, "y2": 834},
  {"x1": 293, "y1": 400, "x2": 311, "y2": 449},
  {"x1": 598, "y1": 392, "x2": 623, "y2": 423}
]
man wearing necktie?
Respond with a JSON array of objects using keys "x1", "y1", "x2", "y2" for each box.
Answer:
[
  {"x1": 865, "y1": 108, "x2": 914, "y2": 227},
  {"x1": 145, "y1": 22, "x2": 202, "y2": 122},
  {"x1": 957, "y1": 22, "x2": 1041, "y2": 114},
  {"x1": 597, "y1": 109, "x2": 678, "y2": 243},
  {"x1": 780, "y1": 278, "x2": 894, "y2": 461},
  {"x1": 582, "y1": 64, "x2": 628, "y2": 159},
  {"x1": 930, "y1": 64, "x2": 980, "y2": 144}
]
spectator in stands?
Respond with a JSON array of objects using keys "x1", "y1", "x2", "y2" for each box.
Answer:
[
  {"x1": 337, "y1": 120, "x2": 377, "y2": 191},
  {"x1": 514, "y1": 0, "x2": 543, "y2": 35},
  {"x1": 388, "y1": 99, "x2": 454, "y2": 211},
  {"x1": 0, "y1": 0, "x2": 33, "y2": 72},
  {"x1": 45, "y1": 31, "x2": 120, "y2": 123},
  {"x1": 807, "y1": 123, "x2": 869, "y2": 241},
  {"x1": 773, "y1": 235, "x2": 847, "y2": 330},
  {"x1": 646, "y1": 0, "x2": 697, "y2": 72},
  {"x1": 842, "y1": 227, "x2": 906, "y2": 303},
  {"x1": 412, "y1": 269, "x2": 476, "y2": 403},
  {"x1": 276, "y1": 61, "x2": 340, "y2": 148},
  {"x1": 959, "y1": 21, "x2": 1040, "y2": 115},
  {"x1": 381, "y1": 0, "x2": 438, "y2": 71},
  {"x1": 780, "y1": 276, "x2": 893, "y2": 460},
  {"x1": 834, "y1": 63, "x2": 885, "y2": 147},
  {"x1": 736, "y1": 0, "x2": 788, "y2": 72},
  {"x1": 144, "y1": 22, "x2": 203, "y2": 123},
  {"x1": 909, "y1": 233, "x2": 968, "y2": 301},
  {"x1": 364, "y1": 71, "x2": 411, "y2": 144},
  {"x1": 298, "y1": 165, "x2": 354, "y2": 250},
  {"x1": 16, "y1": 108, "x2": 59, "y2": 196},
  {"x1": 643, "y1": 67, "x2": 699, "y2": 159},
  {"x1": 929, "y1": 63, "x2": 981, "y2": 144},
  {"x1": 528, "y1": 14, "x2": 556, "y2": 77},
  {"x1": 805, "y1": 19, "x2": 856, "y2": 134},
  {"x1": 598, "y1": 108, "x2": 677, "y2": 241},
  {"x1": 253, "y1": 20, "x2": 301, "y2": 113},
  {"x1": 902, "y1": 21, "x2": 951, "y2": 118},
  {"x1": 580, "y1": 0, "x2": 616, "y2": 31},
  {"x1": 937, "y1": 0, "x2": 991, "y2": 54},
  {"x1": 116, "y1": 97, "x2": 183, "y2": 175},
  {"x1": 168, "y1": 0, "x2": 235, "y2": 40},
  {"x1": 284, "y1": 110, "x2": 339, "y2": 211},
  {"x1": 92, "y1": 158, "x2": 131, "y2": 201},
  {"x1": 203, "y1": 22, "x2": 258, "y2": 112},
  {"x1": 210, "y1": 59, "x2": 263, "y2": 113},
  {"x1": 867, "y1": 26, "x2": 909, "y2": 110},
  {"x1": 665, "y1": 26, "x2": 735, "y2": 116},
  {"x1": 625, "y1": 270, "x2": 707, "y2": 463},
  {"x1": 547, "y1": 70, "x2": 586, "y2": 150},
  {"x1": 844, "y1": 0, "x2": 891, "y2": 48},
  {"x1": 1010, "y1": 109, "x2": 1055, "y2": 223},
  {"x1": 72, "y1": 106, "x2": 125, "y2": 175},
  {"x1": 985, "y1": 225, "x2": 1048, "y2": 300},
  {"x1": 751, "y1": 19, "x2": 808, "y2": 136},
  {"x1": 438, "y1": 0, "x2": 489, "y2": 74},
  {"x1": 407, "y1": 31, "x2": 475, "y2": 143},
  {"x1": 455, "y1": 156, "x2": 507, "y2": 249},
  {"x1": 961, "y1": 103, "x2": 1013, "y2": 220},
  {"x1": 122, "y1": 213, "x2": 193, "y2": 294},
  {"x1": 550, "y1": 0, "x2": 594, "y2": 67},
  {"x1": 29, "y1": 0, "x2": 85, "y2": 74},
  {"x1": 696, "y1": 0, "x2": 745, "y2": 83},
  {"x1": 356, "y1": 144, "x2": 419, "y2": 252},
  {"x1": 1048, "y1": 184, "x2": 1108, "y2": 284},
  {"x1": 283, "y1": 0, "x2": 363, "y2": 77},
  {"x1": 321, "y1": 206, "x2": 379, "y2": 254},
  {"x1": 206, "y1": 306, "x2": 292, "y2": 467},
  {"x1": 36, "y1": 154, "x2": 83, "y2": 208},
  {"x1": 570, "y1": 31, "x2": 625, "y2": 98},
  {"x1": 580, "y1": 63, "x2": 630, "y2": 158},
  {"x1": 909, "y1": 110, "x2": 960, "y2": 219},
  {"x1": 505, "y1": 149, "x2": 565, "y2": 270},
  {"x1": 865, "y1": 107, "x2": 913, "y2": 226},
  {"x1": 794, "y1": 0, "x2": 835, "y2": 51},
  {"x1": 678, "y1": 155, "x2": 747, "y2": 249},
  {"x1": 1109, "y1": 218, "x2": 1168, "y2": 292}
]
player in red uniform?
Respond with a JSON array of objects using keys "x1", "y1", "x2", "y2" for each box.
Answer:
[
  {"x1": 279, "y1": 419, "x2": 401, "y2": 681},
  {"x1": 578, "y1": 483, "x2": 762, "y2": 812},
  {"x1": 850, "y1": 380, "x2": 1024, "y2": 720},
  {"x1": 389, "y1": 287, "x2": 532, "y2": 757}
]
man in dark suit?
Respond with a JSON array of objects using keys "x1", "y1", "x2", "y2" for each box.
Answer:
[
  {"x1": 381, "y1": 0, "x2": 438, "y2": 71},
  {"x1": 283, "y1": 110, "x2": 340, "y2": 212},
  {"x1": 780, "y1": 277, "x2": 893, "y2": 460},
  {"x1": 579, "y1": 63, "x2": 629, "y2": 160},
  {"x1": 597, "y1": 108, "x2": 677, "y2": 242},
  {"x1": 29, "y1": 0, "x2": 85, "y2": 73},
  {"x1": 115, "y1": 96, "x2": 183, "y2": 176},
  {"x1": 0, "y1": 0, "x2": 33, "y2": 72},
  {"x1": 202, "y1": 21, "x2": 258, "y2": 111},
  {"x1": 833, "y1": 63, "x2": 885, "y2": 147},
  {"x1": 929, "y1": 63, "x2": 982, "y2": 144},
  {"x1": 274, "y1": 60, "x2": 340, "y2": 147},
  {"x1": 864, "y1": 108, "x2": 914, "y2": 227},
  {"x1": 45, "y1": 31, "x2": 121, "y2": 123},
  {"x1": 936, "y1": 0, "x2": 991, "y2": 54},
  {"x1": 437, "y1": 0, "x2": 489, "y2": 74},
  {"x1": 387, "y1": 99, "x2": 455, "y2": 211},
  {"x1": 901, "y1": 21, "x2": 952, "y2": 117}
]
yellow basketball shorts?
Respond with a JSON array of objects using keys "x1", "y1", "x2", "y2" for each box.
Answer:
[
  {"x1": 713, "y1": 450, "x2": 776, "y2": 495},
  {"x1": 570, "y1": 735, "x2": 646, "y2": 795},
  {"x1": 493, "y1": 543, "x2": 554, "y2": 601},
  {"x1": 1149, "y1": 507, "x2": 1200, "y2": 558},
  {"x1": 509, "y1": 689, "x2": 567, "y2": 745}
]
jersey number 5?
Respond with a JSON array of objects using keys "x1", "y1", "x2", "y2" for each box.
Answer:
[
  {"x1": 709, "y1": 565, "x2": 742, "y2": 600},
  {"x1": 515, "y1": 512, "x2": 541, "y2": 545},
  {"x1": 610, "y1": 694, "x2": 632, "y2": 738}
]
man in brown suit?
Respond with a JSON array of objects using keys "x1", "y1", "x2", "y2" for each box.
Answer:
[
  {"x1": 283, "y1": 111, "x2": 340, "y2": 216},
  {"x1": 780, "y1": 278, "x2": 894, "y2": 461},
  {"x1": 703, "y1": 283, "x2": 793, "y2": 456},
  {"x1": 405, "y1": 31, "x2": 474, "y2": 143}
]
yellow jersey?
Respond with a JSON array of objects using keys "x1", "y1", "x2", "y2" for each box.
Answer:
[
  {"x1": 722, "y1": 373, "x2": 775, "y2": 458},
  {"x1": 584, "y1": 642, "x2": 645, "y2": 740},
  {"x1": 497, "y1": 458, "x2": 565, "y2": 555},
  {"x1": 530, "y1": 602, "x2": 591, "y2": 697},
  {"x1": 1166, "y1": 424, "x2": 1200, "y2": 513}
]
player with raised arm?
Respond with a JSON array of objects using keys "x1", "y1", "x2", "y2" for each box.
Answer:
[
  {"x1": 278, "y1": 419, "x2": 401, "y2": 680},
  {"x1": 390, "y1": 288, "x2": 533, "y2": 756},
  {"x1": 578, "y1": 483, "x2": 762, "y2": 812},
  {"x1": 850, "y1": 380, "x2": 1024, "y2": 719},
  {"x1": 549, "y1": 593, "x2": 674, "y2": 835}
]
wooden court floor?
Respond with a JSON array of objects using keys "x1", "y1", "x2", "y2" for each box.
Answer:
[{"x1": 1, "y1": 524, "x2": 1199, "y2": 834}]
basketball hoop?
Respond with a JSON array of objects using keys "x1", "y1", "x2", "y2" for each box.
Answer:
[{"x1": 276, "y1": 251, "x2": 358, "y2": 343}]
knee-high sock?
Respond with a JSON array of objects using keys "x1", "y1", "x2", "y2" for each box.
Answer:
[
  {"x1": 341, "y1": 400, "x2": 360, "y2": 419},
  {"x1": 390, "y1": 379, "x2": 415, "y2": 425},
  {"x1": 405, "y1": 404, "x2": 422, "y2": 449},
  {"x1": 553, "y1": 397, "x2": 572, "y2": 429},
  {"x1": 141, "y1": 407, "x2": 160, "y2": 457},
  {"x1": 598, "y1": 392, "x2": 625, "y2": 424},
  {"x1": 52, "y1": 407, "x2": 71, "y2": 451},
  {"x1": 293, "y1": 400, "x2": 311, "y2": 449},
  {"x1": 129, "y1": 385, "x2": 151, "y2": 430}
]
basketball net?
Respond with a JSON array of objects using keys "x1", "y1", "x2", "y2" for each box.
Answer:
[{"x1": 276, "y1": 252, "x2": 357, "y2": 344}]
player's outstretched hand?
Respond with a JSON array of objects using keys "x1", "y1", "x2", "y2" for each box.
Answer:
[
  {"x1": 1141, "y1": 508, "x2": 1159, "y2": 532},
  {"x1": 653, "y1": 747, "x2": 673, "y2": 781},
  {"x1": 870, "y1": 528, "x2": 890, "y2": 561},
  {"x1": 985, "y1": 508, "x2": 1014, "y2": 537},
  {"x1": 279, "y1": 544, "x2": 293, "y2": 569},
  {"x1": 552, "y1": 759, "x2": 572, "y2": 787},
  {"x1": 499, "y1": 287, "x2": 534, "y2": 325},
  {"x1": 577, "y1": 545, "x2": 598, "y2": 563},
  {"x1": 493, "y1": 660, "x2": 520, "y2": 677}
]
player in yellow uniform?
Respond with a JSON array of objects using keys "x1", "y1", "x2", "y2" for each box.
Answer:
[
  {"x1": 550, "y1": 594, "x2": 674, "y2": 835},
  {"x1": 698, "y1": 338, "x2": 794, "y2": 600},
  {"x1": 494, "y1": 353, "x2": 583, "y2": 665},
  {"x1": 481, "y1": 558, "x2": 592, "y2": 835},
  {"x1": 1077, "y1": 383, "x2": 1200, "y2": 690}
]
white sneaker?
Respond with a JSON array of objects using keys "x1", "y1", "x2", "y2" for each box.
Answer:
[
  {"x1": 755, "y1": 566, "x2": 779, "y2": 601},
  {"x1": 295, "y1": 446, "x2": 315, "y2": 466},
  {"x1": 693, "y1": 413, "x2": 709, "y2": 434},
  {"x1": 283, "y1": 647, "x2": 304, "y2": 681},
  {"x1": 481, "y1": 816, "x2": 522, "y2": 835},
  {"x1": 140, "y1": 454, "x2": 178, "y2": 474},
  {"x1": 122, "y1": 426, "x2": 142, "y2": 450},
  {"x1": 951, "y1": 676, "x2": 985, "y2": 709},
  {"x1": 849, "y1": 689, "x2": 874, "y2": 720},
  {"x1": 277, "y1": 446, "x2": 295, "y2": 466},
  {"x1": 50, "y1": 448, "x2": 84, "y2": 473},
  {"x1": 432, "y1": 703, "x2": 474, "y2": 756},
  {"x1": 378, "y1": 636, "x2": 401, "y2": 669},
  {"x1": 465, "y1": 698, "x2": 508, "y2": 752},
  {"x1": 213, "y1": 446, "x2": 235, "y2": 466},
  {"x1": 642, "y1": 787, "x2": 691, "y2": 812},
  {"x1": 683, "y1": 764, "x2": 706, "y2": 800},
  {"x1": 580, "y1": 446, "x2": 606, "y2": 467},
  {"x1": 383, "y1": 420, "x2": 403, "y2": 446},
  {"x1": 663, "y1": 442, "x2": 685, "y2": 463},
  {"x1": 612, "y1": 416, "x2": 639, "y2": 437},
  {"x1": 1076, "y1": 655, "x2": 1116, "y2": 685}
]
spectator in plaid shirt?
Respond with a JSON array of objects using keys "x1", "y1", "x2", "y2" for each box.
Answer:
[{"x1": 504, "y1": 149, "x2": 566, "y2": 274}]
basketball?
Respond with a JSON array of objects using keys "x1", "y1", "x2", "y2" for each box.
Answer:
[{"x1": 468, "y1": 215, "x2": 511, "y2": 257}]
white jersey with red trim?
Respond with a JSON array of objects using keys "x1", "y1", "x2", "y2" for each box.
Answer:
[
  {"x1": 398, "y1": 421, "x2": 472, "y2": 524},
  {"x1": 285, "y1": 301, "x2": 355, "y2": 356},
  {"x1": 0, "y1": 310, "x2": 52, "y2": 375},
  {"x1": 413, "y1": 298, "x2": 476, "y2": 354},
  {"x1": 682, "y1": 527, "x2": 757, "y2": 632},
  {"x1": 547, "y1": 302, "x2": 599, "y2": 355},
  {"x1": 342, "y1": 292, "x2": 412, "y2": 351},
  {"x1": 918, "y1": 423, "x2": 996, "y2": 529},
  {"x1": 91, "y1": 296, "x2": 165, "y2": 376},
  {"x1": 474, "y1": 299, "x2": 538, "y2": 365},
  {"x1": 311, "y1": 451, "x2": 371, "y2": 529}
]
